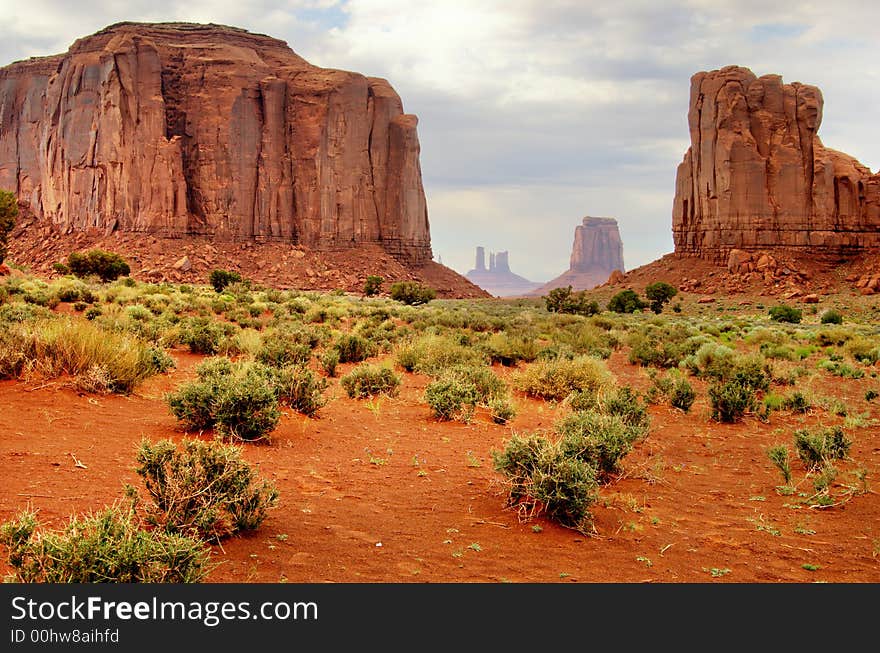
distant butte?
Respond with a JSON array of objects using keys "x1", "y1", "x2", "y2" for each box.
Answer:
[
  {"x1": 465, "y1": 247, "x2": 542, "y2": 297},
  {"x1": 534, "y1": 216, "x2": 625, "y2": 293}
]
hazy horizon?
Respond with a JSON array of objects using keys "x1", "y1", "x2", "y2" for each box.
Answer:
[{"x1": 2, "y1": 1, "x2": 878, "y2": 282}]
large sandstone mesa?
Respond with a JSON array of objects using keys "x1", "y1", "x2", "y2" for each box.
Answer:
[
  {"x1": 673, "y1": 65, "x2": 880, "y2": 263},
  {"x1": 0, "y1": 22, "x2": 431, "y2": 263},
  {"x1": 535, "y1": 216, "x2": 625, "y2": 293}
]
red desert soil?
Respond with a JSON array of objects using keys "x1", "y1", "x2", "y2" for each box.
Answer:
[{"x1": 2, "y1": 350, "x2": 879, "y2": 583}]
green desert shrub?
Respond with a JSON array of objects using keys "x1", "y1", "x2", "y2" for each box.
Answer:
[
  {"x1": 769, "y1": 304, "x2": 802, "y2": 324},
  {"x1": 256, "y1": 330, "x2": 313, "y2": 367},
  {"x1": 390, "y1": 281, "x2": 436, "y2": 305},
  {"x1": 745, "y1": 326, "x2": 787, "y2": 347},
  {"x1": 512, "y1": 355, "x2": 613, "y2": 401},
  {"x1": 363, "y1": 275, "x2": 383, "y2": 296},
  {"x1": 303, "y1": 305, "x2": 329, "y2": 323},
  {"x1": 566, "y1": 389, "x2": 600, "y2": 412},
  {"x1": 794, "y1": 426, "x2": 851, "y2": 470},
  {"x1": 645, "y1": 282, "x2": 678, "y2": 314},
  {"x1": 224, "y1": 328, "x2": 262, "y2": 358},
  {"x1": 759, "y1": 343, "x2": 793, "y2": 361},
  {"x1": 627, "y1": 330, "x2": 699, "y2": 368},
  {"x1": 683, "y1": 341, "x2": 735, "y2": 378},
  {"x1": 209, "y1": 269, "x2": 243, "y2": 293},
  {"x1": 844, "y1": 336, "x2": 880, "y2": 365},
  {"x1": 271, "y1": 364, "x2": 328, "y2": 416},
  {"x1": 0, "y1": 302, "x2": 49, "y2": 324},
  {"x1": 761, "y1": 392, "x2": 785, "y2": 414},
  {"x1": 781, "y1": 391, "x2": 811, "y2": 414},
  {"x1": 444, "y1": 364, "x2": 505, "y2": 401},
  {"x1": 422, "y1": 364, "x2": 506, "y2": 421},
  {"x1": 817, "y1": 359, "x2": 865, "y2": 379},
  {"x1": 0, "y1": 503, "x2": 209, "y2": 583},
  {"x1": 669, "y1": 377, "x2": 697, "y2": 412},
  {"x1": 543, "y1": 286, "x2": 600, "y2": 316},
  {"x1": 126, "y1": 304, "x2": 152, "y2": 322},
  {"x1": 599, "y1": 386, "x2": 650, "y2": 430},
  {"x1": 820, "y1": 309, "x2": 844, "y2": 325},
  {"x1": 395, "y1": 333, "x2": 486, "y2": 375},
  {"x1": 67, "y1": 249, "x2": 130, "y2": 282},
  {"x1": 179, "y1": 317, "x2": 233, "y2": 355},
  {"x1": 340, "y1": 363, "x2": 401, "y2": 399},
  {"x1": 556, "y1": 411, "x2": 645, "y2": 479},
  {"x1": 320, "y1": 349, "x2": 340, "y2": 377},
  {"x1": 708, "y1": 379, "x2": 757, "y2": 423},
  {"x1": 492, "y1": 433, "x2": 598, "y2": 532},
  {"x1": 607, "y1": 289, "x2": 647, "y2": 314},
  {"x1": 0, "y1": 188, "x2": 18, "y2": 265},
  {"x1": 51, "y1": 277, "x2": 90, "y2": 303},
  {"x1": 815, "y1": 326, "x2": 853, "y2": 347},
  {"x1": 166, "y1": 358, "x2": 280, "y2": 442},
  {"x1": 644, "y1": 370, "x2": 674, "y2": 405},
  {"x1": 767, "y1": 444, "x2": 792, "y2": 485},
  {"x1": 726, "y1": 354, "x2": 773, "y2": 392},
  {"x1": 488, "y1": 395, "x2": 517, "y2": 424},
  {"x1": 688, "y1": 347, "x2": 772, "y2": 393},
  {"x1": 134, "y1": 439, "x2": 279, "y2": 542},
  {"x1": 334, "y1": 332, "x2": 376, "y2": 363},
  {"x1": 563, "y1": 323, "x2": 618, "y2": 359},
  {"x1": 424, "y1": 377, "x2": 481, "y2": 421},
  {"x1": 480, "y1": 332, "x2": 540, "y2": 366}
]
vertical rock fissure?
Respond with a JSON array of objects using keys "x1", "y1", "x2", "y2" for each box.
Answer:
[
  {"x1": 365, "y1": 88, "x2": 382, "y2": 243},
  {"x1": 252, "y1": 85, "x2": 264, "y2": 239}
]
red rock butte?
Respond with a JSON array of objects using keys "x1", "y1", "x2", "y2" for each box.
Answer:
[
  {"x1": 534, "y1": 216, "x2": 625, "y2": 294},
  {"x1": 673, "y1": 65, "x2": 880, "y2": 263},
  {"x1": 0, "y1": 22, "x2": 432, "y2": 264}
]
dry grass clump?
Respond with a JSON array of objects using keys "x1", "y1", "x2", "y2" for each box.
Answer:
[
  {"x1": 511, "y1": 355, "x2": 613, "y2": 401},
  {"x1": 0, "y1": 318, "x2": 163, "y2": 392}
]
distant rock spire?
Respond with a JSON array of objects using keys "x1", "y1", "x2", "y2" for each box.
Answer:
[
  {"x1": 495, "y1": 251, "x2": 510, "y2": 274},
  {"x1": 474, "y1": 246, "x2": 486, "y2": 272},
  {"x1": 465, "y1": 246, "x2": 542, "y2": 297}
]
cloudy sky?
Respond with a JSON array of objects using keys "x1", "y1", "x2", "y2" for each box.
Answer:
[{"x1": 2, "y1": 1, "x2": 878, "y2": 281}]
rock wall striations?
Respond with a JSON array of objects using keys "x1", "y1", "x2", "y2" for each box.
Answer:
[
  {"x1": 672, "y1": 65, "x2": 880, "y2": 263},
  {"x1": 0, "y1": 22, "x2": 432, "y2": 263}
]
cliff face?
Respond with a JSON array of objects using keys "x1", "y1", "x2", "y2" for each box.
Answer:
[
  {"x1": 0, "y1": 22, "x2": 431, "y2": 263},
  {"x1": 672, "y1": 65, "x2": 880, "y2": 263},
  {"x1": 534, "y1": 216, "x2": 625, "y2": 293}
]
